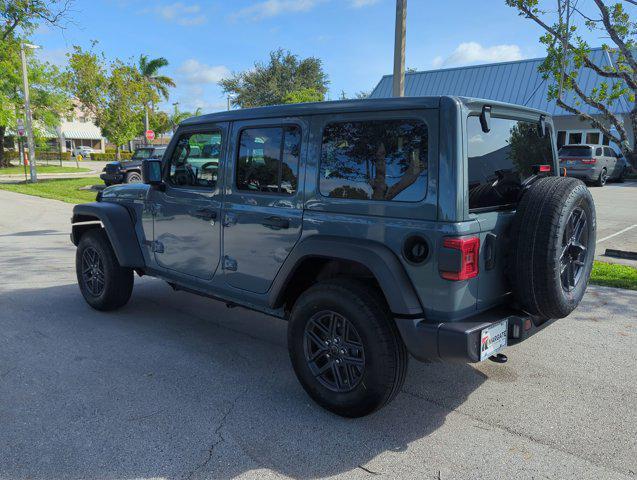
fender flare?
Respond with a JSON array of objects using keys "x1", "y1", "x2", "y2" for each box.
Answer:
[
  {"x1": 269, "y1": 235, "x2": 424, "y2": 316},
  {"x1": 71, "y1": 202, "x2": 145, "y2": 268}
]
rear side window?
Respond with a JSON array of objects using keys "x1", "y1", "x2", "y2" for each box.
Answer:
[
  {"x1": 595, "y1": 147, "x2": 603, "y2": 156},
  {"x1": 467, "y1": 115, "x2": 553, "y2": 211},
  {"x1": 603, "y1": 147, "x2": 615, "y2": 157},
  {"x1": 559, "y1": 146, "x2": 592, "y2": 157},
  {"x1": 236, "y1": 126, "x2": 300, "y2": 195},
  {"x1": 319, "y1": 119, "x2": 428, "y2": 202}
]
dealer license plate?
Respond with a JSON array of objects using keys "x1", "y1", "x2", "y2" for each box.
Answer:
[{"x1": 480, "y1": 320, "x2": 508, "y2": 361}]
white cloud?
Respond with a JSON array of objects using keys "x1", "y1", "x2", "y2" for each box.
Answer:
[
  {"x1": 231, "y1": 0, "x2": 325, "y2": 20},
  {"x1": 150, "y1": 2, "x2": 207, "y2": 26},
  {"x1": 177, "y1": 59, "x2": 230, "y2": 84},
  {"x1": 350, "y1": 0, "x2": 380, "y2": 7},
  {"x1": 432, "y1": 42, "x2": 523, "y2": 68}
]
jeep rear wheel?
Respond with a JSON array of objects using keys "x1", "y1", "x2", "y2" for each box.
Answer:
[
  {"x1": 288, "y1": 279, "x2": 408, "y2": 417},
  {"x1": 510, "y1": 177, "x2": 596, "y2": 319},
  {"x1": 76, "y1": 228, "x2": 134, "y2": 311}
]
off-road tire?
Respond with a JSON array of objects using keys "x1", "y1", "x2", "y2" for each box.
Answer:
[
  {"x1": 509, "y1": 177, "x2": 595, "y2": 319},
  {"x1": 288, "y1": 279, "x2": 408, "y2": 418},
  {"x1": 76, "y1": 228, "x2": 134, "y2": 311},
  {"x1": 125, "y1": 171, "x2": 142, "y2": 184},
  {"x1": 594, "y1": 168, "x2": 607, "y2": 187}
]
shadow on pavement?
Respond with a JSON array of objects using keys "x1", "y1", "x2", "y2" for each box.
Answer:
[{"x1": 0, "y1": 280, "x2": 485, "y2": 479}]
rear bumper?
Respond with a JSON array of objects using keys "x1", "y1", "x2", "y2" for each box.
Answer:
[
  {"x1": 396, "y1": 307, "x2": 556, "y2": 363},
  {"x1": 563, "y1": 166, "x2": 599, "y2": 181}
]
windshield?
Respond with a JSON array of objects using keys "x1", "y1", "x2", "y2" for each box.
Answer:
[
  {"x1": 559, "y1": 146, "x2": 592, "y2": 158},
  {"x1": 467, "y1": 115, "x2": 554, "y2": 210},
  {"x1": 131, "y1": 149, "x2": 153, "y2": 160}
]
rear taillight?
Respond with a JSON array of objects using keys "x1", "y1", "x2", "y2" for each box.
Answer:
[{"x1": 440, "y1": 237, "x2": 480, "y2": 281}]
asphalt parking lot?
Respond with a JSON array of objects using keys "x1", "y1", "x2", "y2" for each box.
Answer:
[
  {"x1": 590, "y1": 182, "x2": 637, "y2": 266},
  {"x1": 1, "y1": 189, "x2": 636, "y2": 480}
]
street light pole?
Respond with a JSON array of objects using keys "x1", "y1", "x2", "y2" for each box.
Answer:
[
  {"x1": 392, "y1": 0, "x2": 407, "y2": 98},
  {"x1": 20, "y1": 42, "x2": 40, "y2": 182}
]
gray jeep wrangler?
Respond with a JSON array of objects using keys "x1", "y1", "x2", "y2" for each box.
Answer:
[{"x1": 71, "y1": 97, "x2": 596, "y2": 417}]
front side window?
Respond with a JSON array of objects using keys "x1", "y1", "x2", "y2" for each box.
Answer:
[
  {"x1": 167, "y1": 131, "x2": 222, "y2": 188},
  {"x1": 319, "y1": 119, "x2": 428, "y2": 201},
  {"x1": 236, "y1": 126, "x2": 300, "y2": 195},
  {"x1": 467, "y1": 115, "x2": 553, "y2": 211}
]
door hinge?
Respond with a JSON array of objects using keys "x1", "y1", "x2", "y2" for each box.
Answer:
[
  {"x1": 144, "y1": 240, "x2": 164, "y2": 253},
  {"x1": 223, "y1": 255, "x2": 237, "y2": 271}
]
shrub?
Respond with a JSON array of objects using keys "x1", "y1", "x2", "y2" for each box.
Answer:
[{"x1": 89, "y1": 152, "x2": 133, "y2": 161}]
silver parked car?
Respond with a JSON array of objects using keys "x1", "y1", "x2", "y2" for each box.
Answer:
[{"x1": 558, "y1": 144, "x2": 628, "y2": 186}]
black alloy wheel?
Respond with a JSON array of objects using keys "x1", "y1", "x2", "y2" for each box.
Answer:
[
  {"x1": 81, "y1": 246, "x2": 105, "y2": 296},
  {"x1": 303, "y1": 310, "x2": 365, "y2": 393},
  {"x1": 560, "y1": 207, "x2": 589, "y2": 292}
]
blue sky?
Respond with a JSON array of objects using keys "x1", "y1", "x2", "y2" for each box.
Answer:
[{"x1": 31, "y1": 0, "x2": 603, "y2": 114}]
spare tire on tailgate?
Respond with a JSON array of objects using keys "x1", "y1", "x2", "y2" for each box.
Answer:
[{"x1": 509, "y1": 177, "x2": 596, "y2": 319}]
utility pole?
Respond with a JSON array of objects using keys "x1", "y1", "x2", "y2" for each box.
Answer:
[
  {"x1": 392, "y1": 0, "x2": 407, "y2": 97},
  {"x1": 20, "y1": 42, "x2": 40, "y2": 182}
]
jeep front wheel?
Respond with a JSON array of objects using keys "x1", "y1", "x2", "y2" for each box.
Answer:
[
  {"x1": 76, "y1": 228, "x2": 134, "y2": 311},
  {"x1": 125, "y1": 171, "x2": 142, "y2": 184},
  {"x1": 288, "y1": 279, "x2": 408, "y2": 417}
]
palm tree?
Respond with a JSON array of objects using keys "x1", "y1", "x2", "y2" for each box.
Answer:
[
  {"x1": 169, "y1": 106, "x2": 203, "y2": 133},
  {"x1": 138, "y1": 55, "x2": 176, "y2": 142}
]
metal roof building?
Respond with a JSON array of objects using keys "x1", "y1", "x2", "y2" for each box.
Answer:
[{"x1": 370, "y1": 48, "x2": 631, "y2": 116}]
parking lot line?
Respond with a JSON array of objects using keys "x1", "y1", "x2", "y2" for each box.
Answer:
[{"x1": 597, "y1": 224, "x2": 637, "y2": 244}]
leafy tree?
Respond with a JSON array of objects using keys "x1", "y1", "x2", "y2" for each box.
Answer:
[
  {"x1": 0, "y1": 0, "x2": 73, "y2": 167},
  {"x1": 137, "y1": 55, "x2": 175, "y2": 138},
  {"x1": 67, "y1": 46, "x2": 147, "y2": 159},
  {"x1": 1, "y1": 1, "x2": 73, "y2": 41},
  {"x1": 507, "y1": 0, "x2": 637, "y2": 161},
  {"x1": 220, "y1": 48, "x2": 329, "y2": 108},
  {"x1": 283, "y1": 87, "x2": 324, "y2": 104}
]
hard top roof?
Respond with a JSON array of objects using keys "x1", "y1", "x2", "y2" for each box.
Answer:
[{"x1": 180, "y1": 96, "x2": 550, "y2": 126}]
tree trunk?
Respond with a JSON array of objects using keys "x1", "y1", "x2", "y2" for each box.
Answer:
[
  {"x1": 116, "y1": 145, "x2": 121, "y2": 161},
  {"x1": 0, "y1": 126, "x2": 6, "y2": 168}
]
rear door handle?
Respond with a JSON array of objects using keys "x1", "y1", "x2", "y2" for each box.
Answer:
[
  {"x1": 262, "y1": 216, "x2": 290, "y2": 230},
  {"x1": 192, "y1": 208, "x2": 217, "y2": 221}
]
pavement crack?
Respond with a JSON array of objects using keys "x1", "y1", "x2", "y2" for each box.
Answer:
[
  {"x1": 183, "y1": 391, "x2": 245, "y2": 480},
  {"x1": 127, "y1": 408, "x2": 166, "y2": 422},
  {"x1": 358, "y1": 464, "x2": 381, "y2": 475},
  {"x1": 401, "y1": 389, "x2": 631, "y2": 478}
]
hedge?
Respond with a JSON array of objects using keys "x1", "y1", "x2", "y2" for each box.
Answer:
[
  {"x1": 1, "y1": 150, "x2": 72, "y2": 161},
  {"x1": 89, "y1": 152, "x2": 133, "y2": 161}
]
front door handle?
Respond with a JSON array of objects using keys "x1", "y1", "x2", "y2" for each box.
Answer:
[
  {"x1": 192, "y1": 208, "x2": 217, "y2": 221},
  {"x1": 262, "y1": 216, "x2": 290, "y2": 230}
]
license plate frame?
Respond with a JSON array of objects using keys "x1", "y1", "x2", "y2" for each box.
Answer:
[{"x1": 480, "y1": 319, "x2": 508, "y2": 361}]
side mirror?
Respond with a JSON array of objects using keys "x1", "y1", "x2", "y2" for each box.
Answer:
[
  {"x1": 142, "y1": 158, "x2": 163, "y2": 186},
  {"x1": 479, "y1": 105, "x2": 491, "y2": 133}
]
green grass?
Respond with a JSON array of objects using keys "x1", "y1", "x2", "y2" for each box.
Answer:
[
  {"x1": 0, "y1": 164, "x2": 91, "y2": 175},
  {"x1": 590, "y1": 261, "x2": 637, "y2": 290},
  {"x1": 0, "y1": 177, "x2": 99, "y2": 204}
]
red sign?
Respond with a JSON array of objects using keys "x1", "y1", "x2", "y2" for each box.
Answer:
[
  {"x1": 145, "y1": 130, "x2": 155, "y2": 141},
  {"x1": 17, "y1": 119, "x2": 25, "y2": 137}
]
